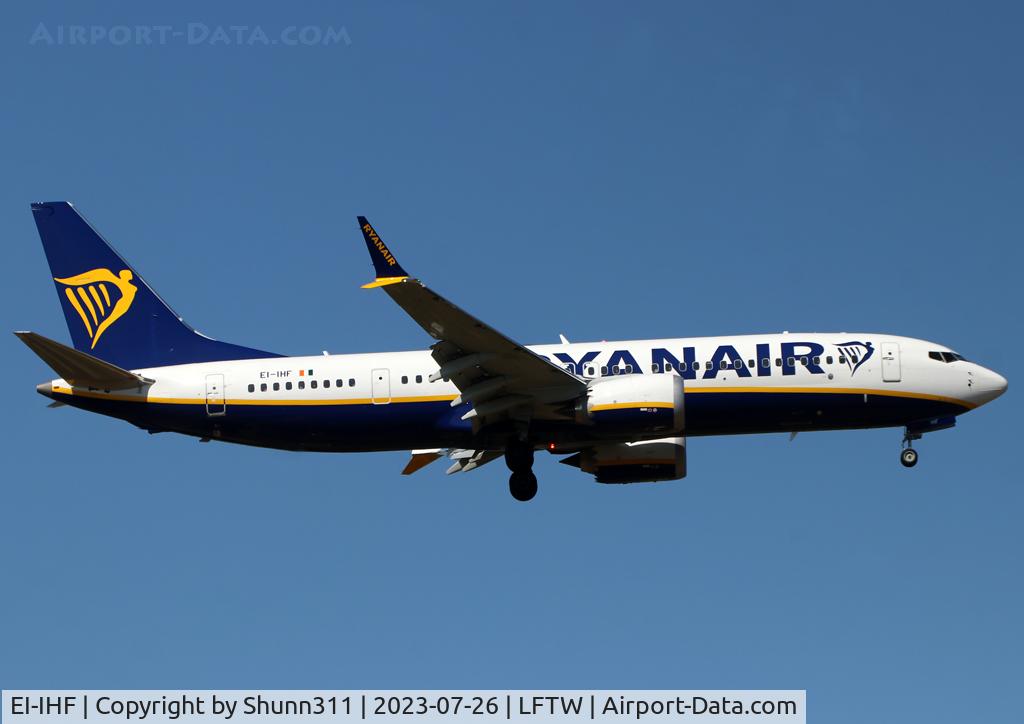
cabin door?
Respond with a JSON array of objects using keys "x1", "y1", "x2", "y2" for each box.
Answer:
[
  {"x1": 881, "y1": 343, "x2": 901, "y2": 383},
  {"x1": 371, "y1": 368, "x2": 391, "y2": 404},
  {"x1": 205, "y1": 373, "x2": 226, "y2": 416}
]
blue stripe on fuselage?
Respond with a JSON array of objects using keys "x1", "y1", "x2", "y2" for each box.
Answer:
[{"x1": 50, "y1": 389, "x2": 969, "y2": 452}]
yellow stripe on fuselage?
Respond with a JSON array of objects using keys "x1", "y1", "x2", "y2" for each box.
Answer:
[
  {"x1": 47, "y1": 385, "x2": 975, "y2": 410},
  {"x1": 49, "y1": 385, "x2": 459, "y2": 406}
]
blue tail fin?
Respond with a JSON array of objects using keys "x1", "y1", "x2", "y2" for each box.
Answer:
[{"x1": 31, "y1": 202, "x2": 281, "y2": 370}]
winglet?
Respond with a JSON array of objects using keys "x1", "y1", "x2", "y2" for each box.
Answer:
[{"x1": 358, "y1": 216, "x2": 410, "y2": 288}]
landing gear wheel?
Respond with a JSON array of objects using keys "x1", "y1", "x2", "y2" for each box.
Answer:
[
  {"x1": 900, "y1": 448, "x2": 918, "y2": 468},
  {"x1": 509, "y1": 471, "x2": 538, "y2": 502},
  {"x1": 505, "y1": 443, "x2": 534, "y2": 472}
]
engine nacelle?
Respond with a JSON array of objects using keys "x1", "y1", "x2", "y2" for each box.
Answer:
[
  {"x1": 580, "y1": 436, "x2": 687, "y2": 484},
  {"x1": 578, "y1": 374, "x2": 684, "y2": 436}
]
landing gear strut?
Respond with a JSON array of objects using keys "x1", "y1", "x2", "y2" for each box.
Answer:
[
  {"x1": 505, "y1": 441, "x2": 537, "y2": 501},
  {"x1": 901, "y1": 428, "x2": 920, "y2": 468}
]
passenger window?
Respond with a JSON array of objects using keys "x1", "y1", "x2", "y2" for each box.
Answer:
[
  {"x1": 651, "y1": 364, "x2": 659, "y2": 373},
  {"x1": 601, "y1": 366, "x2": 608, "y2": 375},
  {"x1": 273, "y1": 382, "x2": 280, "y2": 391},
  {"x1": 625, "y1": 364, "x2": 633, "y2": 373},
  {"x1": 734, "y1": 359, "x2": 743, "y2": 370},
  {"x1": 586, "y1": 366, "x2": 595, "y2": 376},
  {"x1": 336, "y1": 379, "x2": 343, "y2": 387},
  {"x1": 800, "y1": 357, "x2": 808, "y2": 366},
  {"x1": 812, "y1": 356, "x2": 820, "y2": 365},
  {"x1": 286, "y1": 381, "x2": 293, "y2": 390},
  {"x1": 693, "y1": 361, "x2": 701, "y2": 371},
  {"x1": 826, "y1": 356, "x2": 833, "y2": 364},
  {"x1": 416, "y1": 375, "x2": 423, "y2": 383},
  {"x1": 260, "y1": 383, "x2": 267, "y2": 392},
  {"x1": 850, "y1": 355, "x2": 859, "y2": 363},
  {"x1": 747, "y1": 359, "x2": 754, "y2": 368},
  {"x1": 761, "y1": 358, "x2": 769, "y2": 368},
  {"x1": 401, "y1": 376, "x2": 408, "y2": 384},
  {"x1": 787, "y1": 357, "x2": 795, "y2": 366},
  {"x1": 705, "y1": 361, "x2": 713, "y2": 370},
  {"x1": 248, "y1": 384, "x2": 255, "y2": 392},
  {"x1": 324, "y1": 380, "x2": 330, "y2": 388},
  {"x1": 311, "y1": 380, "x2": 318, "y2": 389},
  {"x1": 298, "y1": 381, "x2": 305, "y2": 390},
  {"x1": 839, "y1": 356, "x2": 846, "y2": 365},
  {"x1": 348, "y1": 378, "x2": 355, "y2": 387}
]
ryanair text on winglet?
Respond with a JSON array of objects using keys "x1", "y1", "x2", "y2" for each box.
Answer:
[{"x1": 364, "y1": 223, "x2": 399, "y2": 267}]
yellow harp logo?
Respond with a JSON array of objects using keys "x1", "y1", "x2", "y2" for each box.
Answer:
[{"x1": 54, "y1": 268, "x2": 138, "y2": 349}]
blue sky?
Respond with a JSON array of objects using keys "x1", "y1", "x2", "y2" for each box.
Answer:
[{"x1": 1, "y1": 2, "x2": 1021, "y2": 721}]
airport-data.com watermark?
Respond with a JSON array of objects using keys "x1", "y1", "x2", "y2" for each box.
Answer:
[{"x1": 29, "y1": 22, "x2": 351, "y2": 47}]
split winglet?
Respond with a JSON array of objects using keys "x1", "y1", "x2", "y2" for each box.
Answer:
[{"x1": 358, "y1": 216, "x2": 410, "y2": 288}]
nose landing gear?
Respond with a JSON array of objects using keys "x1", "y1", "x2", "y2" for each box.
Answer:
[
  {"x1": 505, "y1": 441, "x2": 537, "y2": 501},
  {"x1": 900, "y1": 447, "x2": 918, "y2": 468},
  {"x1": 900, "y1": 428, "x2": 921, "y2": 468}
]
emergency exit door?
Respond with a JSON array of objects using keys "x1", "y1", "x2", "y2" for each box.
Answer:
[
  {"x1": 881, "y1": 343, "x2": 901, "y2": 382},
  {"x1": 205, "y1": 373, "x2": 226, "y2": 416}
]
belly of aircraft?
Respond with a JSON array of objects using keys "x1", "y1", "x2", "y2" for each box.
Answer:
[{"x1": 53, "y1": 386, "x2": 970, "y2": 453}]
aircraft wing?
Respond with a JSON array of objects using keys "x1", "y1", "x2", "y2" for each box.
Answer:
[{"x1": 357, "y1": 217, "x2": 585, "y2": 426}]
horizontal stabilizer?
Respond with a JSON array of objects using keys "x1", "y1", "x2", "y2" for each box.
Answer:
[{"x1": 15, "y1": 331, "x2": 153, "y2": 390}]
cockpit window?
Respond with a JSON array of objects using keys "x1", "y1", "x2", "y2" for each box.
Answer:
[{"x1": 929, "y1": 350, "x2": 967, "y2": 363}]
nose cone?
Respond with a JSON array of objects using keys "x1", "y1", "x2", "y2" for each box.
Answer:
[
  {"x1": 971, "y1": 366, "x2": 1008, "y2": 406},
  {"x1": 36, "y1": 382, "x2": 54, "y2": 399}
]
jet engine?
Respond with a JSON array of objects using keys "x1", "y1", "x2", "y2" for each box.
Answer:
[
  {"x1": 576, "y1": 374, "x2": 684, "y2": 437},
  {"x1": 562, "y1": 436, "x2": 687, "y2": 484}
]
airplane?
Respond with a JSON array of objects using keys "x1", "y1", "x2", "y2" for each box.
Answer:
[{"x1": 17, "y1": 202, "x2": 1008, "y2": 501}]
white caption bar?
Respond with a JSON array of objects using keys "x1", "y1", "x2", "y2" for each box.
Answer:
[{"x1": 2, "y1": 692, "x2": 804, "y2": 724}]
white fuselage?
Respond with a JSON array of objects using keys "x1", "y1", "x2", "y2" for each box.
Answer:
[{"x1": 44, "y1": 332, "x2": 1006, "y2": 453}]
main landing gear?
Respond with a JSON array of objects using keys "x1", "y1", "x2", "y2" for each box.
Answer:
[
  {"x1": 505, "y1": 441, "x2": 537, "y2": 502},
  {"x1": 900, "y1": 427, "x2": 920, "y2": 468}
]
